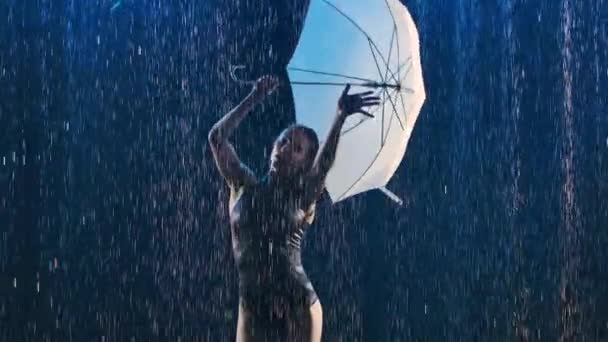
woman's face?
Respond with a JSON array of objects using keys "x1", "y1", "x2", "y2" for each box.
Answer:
[{"x1": 270, "y1": 128, "x2": 314, "y2": 177}]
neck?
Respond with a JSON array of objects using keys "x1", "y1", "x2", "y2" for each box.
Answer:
[{"x1": 267, "y1": 168, "x2": 302, "y2": 190}]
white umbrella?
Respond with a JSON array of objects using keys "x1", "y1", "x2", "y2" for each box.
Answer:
[{"x1": 287, "y1": 0, "x2": 426, "y2": 205}]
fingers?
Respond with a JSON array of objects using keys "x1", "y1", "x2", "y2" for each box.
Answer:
[
  {"x1": 255, "y1": 75, "x2": 280, "y2": 95},
  {"x1": 359, "y1": 95, "x2": 380, "y2": 108},
  {"x1": 342, "y1": 84, "x2": 351, "y2": 97},
  {"x1": 257, "y1": 75, "x2": 279, "y2": 84},
  {"x1": 357, "y1": 110, "x2": 374, "y2": 118},
  {"x1": 361, "y1": 95, "x2": 380, "y2": 102},
  {"x1": 363, "y1": 103, "x2": 381, "y2": 107}
]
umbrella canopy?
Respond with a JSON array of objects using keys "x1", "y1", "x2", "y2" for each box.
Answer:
[{"x1": 287, "y1": 0, "x2": 426, "y2": 204}]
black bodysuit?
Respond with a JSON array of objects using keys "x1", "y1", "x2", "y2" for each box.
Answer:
[{"x1": 229, "y1": 174, "x2": 318, "y2": 317}]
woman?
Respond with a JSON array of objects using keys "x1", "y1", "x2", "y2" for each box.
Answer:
[{"x1": 208, "y1": 76, "x2": 379, "y2": 341}]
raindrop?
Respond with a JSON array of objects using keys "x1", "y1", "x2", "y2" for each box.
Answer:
[
  {"x1": 12, "y1": 151, "x2": 16, "y2": 163},
  {"x1": 97, "y1": 35, "x2": 101, "y2": 45},
  {"x1": 110, "y1": 1, "x2": 121, "y2": 12},
  {"x1": 13, "y1": 278, "x2": 16, "y2": 288},
  {"x1": 65, "y1": 121, "x2": 70, "y2": 131},
  {"x1": 444, "y1": 185, "x2": 447, "y2": 194},
  {"x1": 22, "y1": 155, "x2": 25, "y2": 165},
  {"x1": 37, "y1": 281, "x2": 40, "y2": 293},
  {"x1": 2, "y1": 156, "x2": 5, "y2": 165},
  {"x1": 138, "y1": 46, "x2": 142, "y2": 55},
  {"x1": 424, "y1": 303, "x2": 428, "y2": 315}
]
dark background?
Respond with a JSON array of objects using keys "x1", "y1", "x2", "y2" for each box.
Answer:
[{"x1": 1, "y1": 0, "x2": 607, "y2": 340}]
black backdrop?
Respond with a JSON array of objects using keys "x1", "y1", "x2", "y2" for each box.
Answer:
[{"x1": 1, "y1": 0, "x2": 607, "y2": 340}]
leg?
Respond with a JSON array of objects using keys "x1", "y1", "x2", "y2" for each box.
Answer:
[
  {"x1": 309, "y1": 300, "x2": 323, "y2": 342},
  {"x1": 236, "y1": 300, "x2": 250, "y2": 342}
]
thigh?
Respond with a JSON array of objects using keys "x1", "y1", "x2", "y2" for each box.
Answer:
[
  {"x1": 237, "y1": 300, "x2": 292, "y2": 342},
  {"x1": 236, "y1": 299, "x2": 322, "y2": 342}
]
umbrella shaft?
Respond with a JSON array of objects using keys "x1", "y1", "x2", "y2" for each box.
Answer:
[{"x1": 292, "y1": 81, "x2": 400, "y2": 89}]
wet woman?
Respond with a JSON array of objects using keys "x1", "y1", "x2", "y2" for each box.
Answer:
[{"x1": 208, "y1": 75, "x2": 379, "y2": 341}]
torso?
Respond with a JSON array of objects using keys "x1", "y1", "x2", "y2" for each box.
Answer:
[{"x1": 229, "y1": 175, "x2": 318, "y2": 319}]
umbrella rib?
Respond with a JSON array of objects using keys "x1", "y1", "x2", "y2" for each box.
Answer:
[
  {"x1": 386, "y1": 88, "x2": 405, "y2": 131},
  {"x1": 397, "y1": 77, "x2": 409, "y2": 126},
  {"x1": 384, "y1": 27, "x2": 396, "y2": 84},
  {"x1": 316, "y1": 0, "x2": 407, "y2": 90},
  {"x1": 322, "y1": 0, "x2": 377, "y2": 46},
  {"x1": 376, "y1": 89, "x2": 399, "y2": 151},
  {"x1": 384, "y1": 0, "x2": 399, "y2": 83},
  {"x1": 367, "y1": 38, "x2": 402, "y2": 88},
  {"x1": 322, "y1": 0, "x2": 394, "y2": 81},
  {"x1": 384, "y1": 0, "x2": 401, "y2": 83},
  {"x1": 384, "y1": 58, "x2": 411, "y2": 91},
  {"x1": 335, "y1": 139, "x2": 386, "y2": 202},
  {"x1": 341, "y1": 118, "x2": 367, "y2": 136},
  {"x1": 381, "y1": 88, "x2": 386, "y2": 145},
  {"x1": 335, "y1": 94, "x2": 404, "y2": 201},
  {"x1": 368, "y1": 38, "x2": 386, "y2": 83},
  {"x1": 333, "y1": 92, "x2": 406, "y2": 201},
  {"x1": 288, "y1": 67, "x2": 376, "y2": 83},
  {"x1": 334, "y1": 92, "x2": 400, "y2": 201}
]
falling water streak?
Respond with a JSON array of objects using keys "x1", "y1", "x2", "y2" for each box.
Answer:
[
  {"x1": 559, "y1": 0, "x2": 581, "y2": 340},
  {"x1": 501, "y1": 1, "x2": 527, "y2": 339},
  {"x1": 451, "y1": 2, "x2": 481, "y2": 337}
]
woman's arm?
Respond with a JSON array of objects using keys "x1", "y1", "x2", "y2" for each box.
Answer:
[
  {"x1": 208, "y1": 76, "x2": 279, "y2": 188},
  {"x1": 305, "y1": 84, "x2": 380, "y2": 202}
]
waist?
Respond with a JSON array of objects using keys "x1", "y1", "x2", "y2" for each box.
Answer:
[
  {"x1": 233, "y1": 237, "x2": 303, "y2": 268},
  {"x1": 235, "y1": 249, "x2": 313, "y2": 300},
  {"x1": 235, "y1": 251, "x2": 307, "y2": 288}
]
